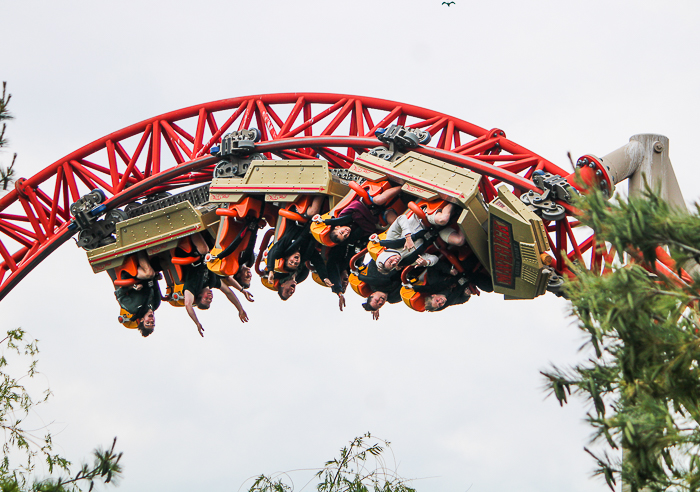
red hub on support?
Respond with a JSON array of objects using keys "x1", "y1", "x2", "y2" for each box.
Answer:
[{"x1": 0, "y1": 93, "x2": 600, "y2": 301}]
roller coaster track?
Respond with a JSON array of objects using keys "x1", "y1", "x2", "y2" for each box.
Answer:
[{"x1": 0, "y1": 93, "x2": 596, "y2": 302}]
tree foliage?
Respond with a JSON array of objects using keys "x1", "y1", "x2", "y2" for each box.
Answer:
[
  {"x1": 0, "y1": 81, "x2": 17, "y2": 191},
  {"x1": 0, "y1": 83, "x2": 122, "y2": 490},
  {"x1": 0, "y1": 328, "x2": 122, "y2": 491},
  {"x1": 247, "y1": 433, "x2": 415, "y2": 492},
  {"x1": 542, "y1": 186, "x2": 700, "y2": 492}
]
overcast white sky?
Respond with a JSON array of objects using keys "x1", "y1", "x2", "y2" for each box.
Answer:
[{"x1": 2, "y1": 0, "x2": 700, "y2": 491}]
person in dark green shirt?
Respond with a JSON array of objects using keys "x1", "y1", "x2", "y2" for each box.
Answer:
[
  {"x1": 114, "y1": 279, "x2": 161, "y2": 337},
  {"x1": 113, "y1": 252, "x2": 161, "y2": 337}
]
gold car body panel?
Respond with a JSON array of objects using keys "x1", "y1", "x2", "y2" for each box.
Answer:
[
  {"x1": 86, "y1": 201, "x2": 219, "y2": 274},
  {"x1": 488, "y1": 186, "x2": 552, "y2": 300},
  {"x1": 208, "y1": 160, "x2": 350, "y2": 208}
]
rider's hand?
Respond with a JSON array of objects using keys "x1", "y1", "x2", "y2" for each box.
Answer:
[
  {"x1": 372, "y1": 310, "x2": 380, "y2": 321},
  {"x1": 197, "y1": 323, "x2": 205, "y2": 337},
  {"x1": 404, "y1": 234, "x2": 415, "y2": 251},
  {"x1": 414, "y1": 257, "x2": 429, "y2": 268},
  {"x1": 323, "y1": 278, "x2": 334, "y2": 288},
  {"x1": 239, "y1": 310, "x2": 249, "y2": 323},
  {"x1": 242, "y1": 290, "x2": 254, "y2": 302},
  {"x1": 338, "y1": 293, "x2": 346, "y2": 312}
]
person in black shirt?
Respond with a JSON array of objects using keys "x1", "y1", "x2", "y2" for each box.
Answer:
[
  {"x1": 182, "y1": 262, "x2": 250, "y2": 337},
  {"x1": 413, "y1": 256, "x2": 493, "y2": 312}
]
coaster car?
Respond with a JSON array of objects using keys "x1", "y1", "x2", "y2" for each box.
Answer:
[
  {"x1": 209, "y1": 157, "x2": 351, "y2": 278},
  {"x1": 84, "y1": 194, "x2": 219, "y2": 277},
  {"x1": 70, "y1": 185, "x2": 220, "y2": 326}
]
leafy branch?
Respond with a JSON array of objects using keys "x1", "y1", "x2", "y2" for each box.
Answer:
[
  {"x1": 246, "y1": 433, "x2": 415, "y2": 492},
  {"x1": 0, "y1": 329, "x2": 123, "y2": 491},
  {"x1": 542, "y1": 186, "x2": 700, "y2": 492}
]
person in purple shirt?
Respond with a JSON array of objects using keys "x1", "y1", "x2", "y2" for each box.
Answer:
[{"x1": 323, "y1": 185, "x2": 402, "y2": 244}]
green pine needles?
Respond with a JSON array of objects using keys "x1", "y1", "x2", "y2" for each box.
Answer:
[
  {"x1": 543, "y1": 186, "x2": 700, "y2": 492},
  {"x1": 0, "y1": 81, "x2": 17, "y2": 191}
]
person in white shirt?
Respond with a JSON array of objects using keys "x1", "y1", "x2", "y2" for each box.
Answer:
[{"x1": 373, "y1": 203, "x2": 466, "y2": 273}]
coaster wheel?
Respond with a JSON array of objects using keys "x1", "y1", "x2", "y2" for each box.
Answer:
[{"x1": 0, "y1": 93, "x2": 608, "y2": 301}]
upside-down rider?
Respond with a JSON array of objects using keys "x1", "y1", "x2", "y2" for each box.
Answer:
[
  {"x1": 319, "y1": 185, "x2": 402, "y2": 245},
  {"x1": 114, "y1": 251, "x2": 161, "y2": 337},
  {"x1": 178, "y1": 233, "x2": 252, "y2": 336},
  {"x1": 265, "y1": 196, "x2": 331, "y2": 294},
  {"x1": 313, "y1": 242, "x2": 353, "y2": 311},
  {"x1": 411, "y1": 256, "x2": 493, "y2": 312},
  {"x1": 354, "y1": 258, "x2": 403, "y2": 320},
  {"x1": 210, "y1": 213, "x2": 260, "y2": 290},
  {"x1": 373, "y1": 203, "x2": 466, "y2": 273}
]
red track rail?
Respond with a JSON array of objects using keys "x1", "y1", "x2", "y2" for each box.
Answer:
[{"x1": 0, "y1": 93, "x2": 589, "y2": 301}]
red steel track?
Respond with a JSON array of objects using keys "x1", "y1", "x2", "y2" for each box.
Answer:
[{"x1": 0, "y1": 93, "x2": 594, "y2": 301}]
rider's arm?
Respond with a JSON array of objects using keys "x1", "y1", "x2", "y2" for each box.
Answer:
[
  {"x1": 417, "y1": 252, "x2": 439, "y2": 267},
  {"x1": 191, "y1": 233, "x2": 210, "y2": 256},
  {"x1": 184, "y1": 290, "x2": 204, "y2": 337},
  {"x1": 218, "y1": 283, "x2": 249, "y2": 322},
  {"x1": 222, "y1": 275, "x2": 241, "y2": 289},
  {"x1": 384, "y1": 215, "x2": 406, "y2": 241},
  {"x1": 222, "y1": 275, "x2": 254, "y2": 302},
  {"x1": 135, "y1": 252, "x2": 156, "y2": 279}
]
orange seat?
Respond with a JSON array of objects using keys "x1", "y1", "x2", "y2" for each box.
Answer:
[
  {"x1": 275, "y1": 195, "x2": 320, "y2": 242},
  {"x1": 159, "y1": 251, "x2": 187, "y2": 307},
  {"x1": 312, "y1": 272, "x2": 330, "y2": 288},
  {"x1": 261, "y1": 241, "x2": 291, "y2": 275},
  {"x1": 404, "y1": 199, "x2": 450, "y2": 224},
  {"x1": 176, "y1": 236, "x2": 196, "y2": 255},
  {"x1": 400, "y1": 286, "x2": 426, "y2": 312},
  {"x1": 367, "y1": 231, "x2": 388, "y2": 261},
  {"x1": 108, "y1": 254, "x2": 139, "y2": 287},
  {"x1": 400, "y1": 267, "x2": 428, "y2": 312},
  {"x1": 208, "y1": 216, "x2": 253, "y2": 277},
  {"x1": 164, "y1": 283, "x2": 186, "y2": 307},
  {"x1": 117, "y1": 308, "x2": 139, "y2": 328},
  {"x1": 260, "y1": 276, "x2": 278, "y2": 291},
  {"x1": 349, "y1": 265, "x2": 373, "y2": 297},
  {"x1": 172, "y1": 256, "x2": 199, "y2": 265}
]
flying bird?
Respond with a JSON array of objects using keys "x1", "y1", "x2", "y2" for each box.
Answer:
[{"x1": 442, "y1": 1, "x2": 455, "y2": 5}]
